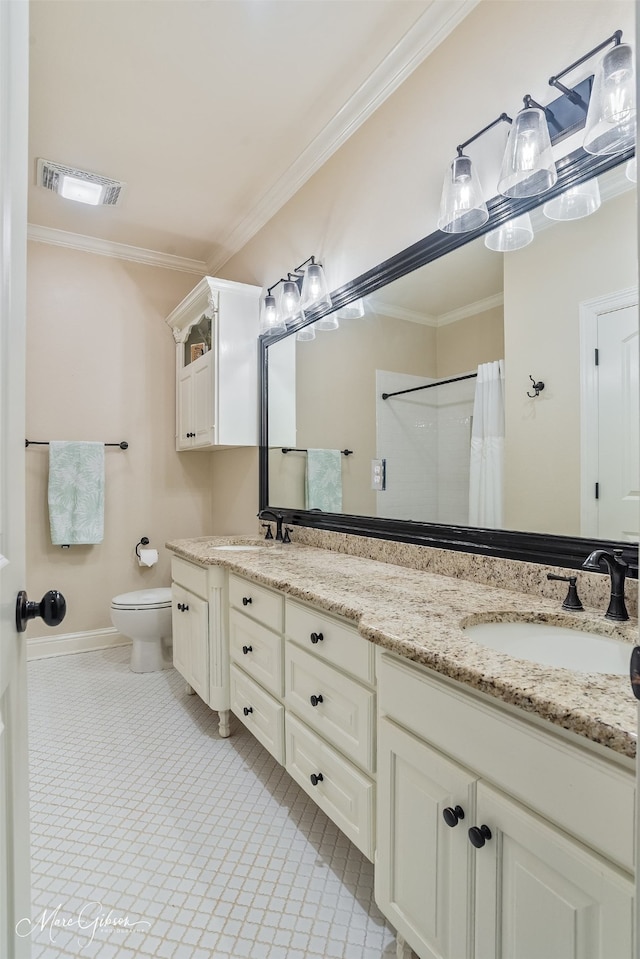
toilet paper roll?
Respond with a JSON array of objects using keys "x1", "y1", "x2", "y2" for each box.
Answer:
[{"x1": 138, "y1": 548, "x2": 159, "y2": 568}]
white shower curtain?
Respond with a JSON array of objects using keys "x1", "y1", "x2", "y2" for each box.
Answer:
[{"x1": 469, "y1": 360, "x2": 505, "y2": 528}]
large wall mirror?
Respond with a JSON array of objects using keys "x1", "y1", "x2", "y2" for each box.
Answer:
[{"x1": 259, "y1": 146, "x2": 639, "y2": 572}]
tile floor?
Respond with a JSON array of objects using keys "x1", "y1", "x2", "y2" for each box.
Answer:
[{"x1": 27, "y1": 647, "x2": 395, "y2": 958}]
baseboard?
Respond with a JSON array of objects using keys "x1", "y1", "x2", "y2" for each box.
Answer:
[{"x1": 27, "y1": 626, "x2": 131, "y2": 661}]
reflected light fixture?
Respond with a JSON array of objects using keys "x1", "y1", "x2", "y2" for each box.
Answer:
[
  {"x1": 296, "y1": 323, "x2": 316, "y2": 342},
  {"x1": 626, "y1": 157, "x2": 637, "y2": 182},
  {"x1": 543, "y1": 178, "x2": 601, "y2": 220},
  {"x1": 497, "y1": 97, "x2": 556, "y2": 198},
  {"x1": 438, "y1": 113, "x2": 512, "y2": 234},
  {"x1": 484, "y1": 212, "x2": 534, "y2": 252},
  {"x1": 337, "y1": 298, "x2": 365, "y2": 319}
]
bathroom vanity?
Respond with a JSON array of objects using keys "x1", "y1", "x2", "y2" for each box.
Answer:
[{"x1": 167, "y1": 537, "x2": 637, "y2": 959}]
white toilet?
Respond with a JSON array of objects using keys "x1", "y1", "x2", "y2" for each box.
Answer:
[{"x1": 110, "y1": 588, "x2": 173, "y2": 673}]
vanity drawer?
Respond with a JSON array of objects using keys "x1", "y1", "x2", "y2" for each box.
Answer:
[
  {"x1": 378, "y1": 651, "x2": 635, "y2": 873},
  {"x1": 285, "y1": 643, "x2": 375, "y2": 773},
  {"x1": 286, "y1": 599, "x2": 374, "y2": 686},
  {"x1": 171, "y1": 557, "x2": 208, "y2": 599},
  {"x1": 230, "y1": 664, "x2": 284, "y2": 765},
  {"x1": 229, "y1": 573, "x2": 283, "y2": 632},
  {"x1": 229, "y1": 608, "x2": 283, "y2": 698},
  {"x1": 285, "y1": 712, "x2": 374, "y2": 861}
]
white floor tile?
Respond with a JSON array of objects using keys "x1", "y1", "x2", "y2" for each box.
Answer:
[{"x1": 28, "y1": 647, "x2": 394, "y2": 958}]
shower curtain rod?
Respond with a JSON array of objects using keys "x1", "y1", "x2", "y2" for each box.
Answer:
[
  {"x1": 25, "y1": 439, "x2": 129, "y2": 449},
  {"x1": 381, "y1": 372, "x2": 477, "y2": 401}
]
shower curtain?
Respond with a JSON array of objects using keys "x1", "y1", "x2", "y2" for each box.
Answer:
[{"x1": 469, "y1": 359, "x2": 505, "y2": 527}]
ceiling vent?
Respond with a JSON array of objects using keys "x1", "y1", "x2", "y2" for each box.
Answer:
[{"x1": 36, "y1": 159, "x2": 125, "y2": 207}]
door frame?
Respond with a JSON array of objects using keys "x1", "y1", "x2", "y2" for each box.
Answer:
[{"x1": 579, "y1": 287, "x2": 638, "y2": 538}]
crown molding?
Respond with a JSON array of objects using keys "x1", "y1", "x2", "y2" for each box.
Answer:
[
  {"x1": 205, "y1": 0, "x2": 480, "y2": 274},
  {"x1": 369, "y1": 299, "x2": 437, "y2": 326},
  {"x1": 27, "y1": 224, "x2": 207, "y2": 274},
  {"x1": 437, "y1": 292, "x2": 504, "y2": 327}
]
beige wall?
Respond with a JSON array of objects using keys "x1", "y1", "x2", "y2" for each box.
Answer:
[
  {"x1": 26, "y1": 243, "x2": 213, "y2": 636},
  {"x1": 436, "y1": 306, "x2": 504, "y2": 378},
  {"x1": 220, "y1": 0, "x2": 633, "y2": 528},
  {"x1": 504, "y1": 193, "x2": 637, "y2": 535}
]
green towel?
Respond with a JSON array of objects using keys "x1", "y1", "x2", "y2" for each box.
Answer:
[
  {"x1": 48, "y1": 441, "x2": 105, "y2": 545},
  {"x1": 305, "y1": 449, "x2": 342, "y2": 513}
]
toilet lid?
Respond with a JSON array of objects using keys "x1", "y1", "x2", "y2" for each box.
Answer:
[{"x1": 111, "y1": 587, "x2": 172, "y2": 610}]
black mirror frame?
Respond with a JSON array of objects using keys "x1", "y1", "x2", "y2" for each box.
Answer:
[{"x1": 259, "y1": 145, "x2": 638, "y2": 576}]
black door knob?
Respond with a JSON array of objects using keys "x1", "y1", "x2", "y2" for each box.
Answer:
[
  {"x1": 443, "y1": 805, "x2": 465, "y2": 827},
  {"x1": 310, "y1": 773, "x2": 324, "y2": 786},
  {"x1": 242, "y1": 597, "x2": 252, "y2": 606},
  {"x1": 16, "y1": 589, "x2": 66, "y2": 633},
  {"x1": 468, "y1": 825, "x2": 492, "y2": 848},
  {"x1": 310, "y1": 632, "x2": 324, "y2": 644},
  {"x1": 310, "y1": 694, "x2": 324, "y2": 707},
  {"x1": 242, "y1": 645, "x2": 253, "y2": 655},
  {"x1": 243, "y1": 706, "x2": 253, "y2": 716}
]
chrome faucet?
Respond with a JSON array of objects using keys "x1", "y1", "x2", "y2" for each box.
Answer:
[
  {"x1": 581, "y1": 548, "x2": 629, "y2": 621},
  {"x1": 257, "y1": 509, "x2": 284, "y2": 542}
]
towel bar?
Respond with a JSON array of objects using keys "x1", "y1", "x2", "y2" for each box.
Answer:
[{"x1": 26, "y1": 439, "x2": 129, "y2": 449}]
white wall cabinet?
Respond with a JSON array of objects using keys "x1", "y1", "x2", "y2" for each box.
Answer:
[
  {"x1": 376, "y1": 650, "x2": 635, "y2": 959},
  {"x1": 166, "y1": 276, "x2": 262, "y2": 451}
]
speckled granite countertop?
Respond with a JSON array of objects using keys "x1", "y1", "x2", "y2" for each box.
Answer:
[{"x1": 167, "y1": 536, "x2": 638, "y2": 760}]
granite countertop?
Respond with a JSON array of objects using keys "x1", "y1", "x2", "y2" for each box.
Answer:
[{"x1": 167, "y1": 536, "x2": 638, "y2": 760}]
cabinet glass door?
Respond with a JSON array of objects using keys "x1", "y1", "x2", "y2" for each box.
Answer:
[{"x1": 183, "y1": 311, "x2": 212, "y2": 368}]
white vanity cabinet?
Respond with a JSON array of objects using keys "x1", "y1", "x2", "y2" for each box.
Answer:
[
  {"x1": 376, "y1": 650, "x2": 635, "y2": 959},
  {"x1": 171, "y1": 557, "x2": 230, "y2": 737},
  {"x1": 165, "y1": 276, "x2": 262, "y2": 451}
]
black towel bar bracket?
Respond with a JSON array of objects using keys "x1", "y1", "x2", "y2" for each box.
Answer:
[{"x1": 25, "y1": 439, "x2": 129, "y2": 449}]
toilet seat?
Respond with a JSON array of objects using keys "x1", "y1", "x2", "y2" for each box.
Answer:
[{"x1": 111, "y1": 587, "x2": 172, "y2": 611}]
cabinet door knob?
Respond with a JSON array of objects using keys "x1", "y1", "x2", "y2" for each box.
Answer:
[
  {"x1": 468, "y1": 825, "x2": 492, "y2": 848},
  {"x1": 443, "y1": 805, "x2": 465, "y2": 827},
  {"x1": 242, "y1": 645, "x2": 253, "y2": 655},
  {"x1": 243, "y1": 706, "x2": 253, "y2": 716},
  {"x1": 310, "y1": 694, "x2": 324, "y2": 707},
  {"x1": 310, "y1": 632, "x2": 324, "y2": 644},
  {"x1": 242, "y1": 596, "x2": 252, "y2": 606},
  {"x1": 310, "y1": 773, "x2": 324, "y2": 786}
]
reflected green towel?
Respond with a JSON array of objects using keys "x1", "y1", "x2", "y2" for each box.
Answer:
[
  {"x1": 48, "y1": 441, "x2": 105, "y2": 545},
  {"x1": 305, "y1": 449, "x2": 342, "y2": 513}
]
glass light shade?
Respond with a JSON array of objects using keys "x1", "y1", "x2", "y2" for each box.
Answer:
[
  {"x1": 484, "y1": 213, "x2": 534, "y2": 252},
  {"x1": 543, "y1": 178, "x2": 601, "y2": 221},
  {"x1": 296, "y1": 322, "x2": 316, "y2": 342},
  {"x1": 497, "y1": 107, "x2": 557, "y2": 198},
  {"x1": 259, "y1": 293, "x2": 286, "y2": 334},
  {"x1": 584, "y1": 43, "x2": 636, "y2": 156},
  {"x1": 626, "y1": 157, "x2": 637, "y2": 183},
  {"x1": 301, "y1": 263, "x2": 332, "y2": 312},
  {"x1": 337, "y1": 298, "x2": 365, "y2": 319},
  {"x1": 437, "y1": 154, "x2": 488, "y2": 233},
  {"x1": 280, "y1": 280, "x2": 305, "y2": 326},
  {"x1": 315, "y1": 311, "x2": 339, "y2": 331}
]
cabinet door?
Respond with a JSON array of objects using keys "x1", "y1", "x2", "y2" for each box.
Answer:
[
  {"x1": 192, "y1": 354, "x2": 214, "y2": 447},
  {"x1": 172, "y1": 584, "x2": 192, "y2": 680},
  {"x1": 171, "y1": 585, "x2": 209, "y2": 703},
  {"x1": 376, "y1": 718, "x2": 474, "y2": 959},
  {"x1": 177, "y1": 367, "x2": 193, "y2": 450},
  {"x1": 473, "y1": 782, "x2": 634, "y2": 959}
]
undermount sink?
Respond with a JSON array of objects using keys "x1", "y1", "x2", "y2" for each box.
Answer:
[
  {"x1": 463, "y1": 621, "x2": 631, "y2": 675},
  {"x1": 210, "y1": 545, "x2": 265, "y2": 552}
]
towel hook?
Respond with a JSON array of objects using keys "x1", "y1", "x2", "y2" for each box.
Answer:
[
  {"x1": 527, "y1": 375, "x2": 545, "y2": 398},
  {"x1": 135, "y1": 536, "x2": 149, "y2": 558}
]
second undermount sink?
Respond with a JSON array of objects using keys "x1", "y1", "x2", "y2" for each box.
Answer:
[{"x1": 463, "y1": 621, "x2": 631, "y2": 675}]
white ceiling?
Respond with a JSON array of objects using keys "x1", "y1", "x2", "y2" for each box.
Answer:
[{"x1": 27, "y1": 0, "x2": 478, "y2": 271}]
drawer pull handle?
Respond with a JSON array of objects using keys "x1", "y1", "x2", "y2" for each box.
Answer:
[
  {"x1": 468, "y1": 825, "x2": 492, "y2": 848},
  {"x1": 243, "y1": 706, "x2": 253, "y2": 717},
  {"x1": 310, "y1": 694, "x2": 324, "y2": 707},
  {"x1": 242, "y1": 596, "x2": 252, "y2": 606},
  {"x1": 242, "y1": 645, "x2": 253, "y2": 655},
  {"x1": 443, "y1": 805, "x2": 465, "y2": 828},
  {"x1": 310, "y1": 773, "x2": 324, "y2": 786},
  {"x1": 310, "y1": 632, "x2": 324, "y2": 644}
]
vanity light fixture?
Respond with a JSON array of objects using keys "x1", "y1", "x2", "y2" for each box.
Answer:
[
  {"x1": 626, "y1": 157, "x2": 637, "y2": 182},
  {"x1": 280, "y1": 275, "x2": 306, "y2": 327},
  {"x1": 582, "y1": 35, "x2": 636, "y2": 156},
  {"x1": 497, "y1": 96, "x2": 557, "y2": 198},
  {"x1": 260, "y1": 255, "x2": 334, "y2": 338},
  {"x1": 299, "y1": 257, "x2": 332, "y2": 313},
  {"x1": 437, "y1": 113, "x2": 512, "y2": 234},
  {"x1": 543, "y1": 178, "x2": 601, "y2": 221},
  {"x1": 484, "y1": 212, "x2": 534, "y2": 252},
  {"x1": 259, "y1": 280, "x2": 288, "y2": 335}
]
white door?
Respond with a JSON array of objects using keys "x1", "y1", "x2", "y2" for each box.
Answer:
[{"x1": 0, "y1": 3, "x2": 31, "y2": 955}]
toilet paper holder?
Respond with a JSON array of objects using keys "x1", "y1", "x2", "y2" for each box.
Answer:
[{"x1": 135, "y1": 537, "x2": 150, "y2": 559}]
